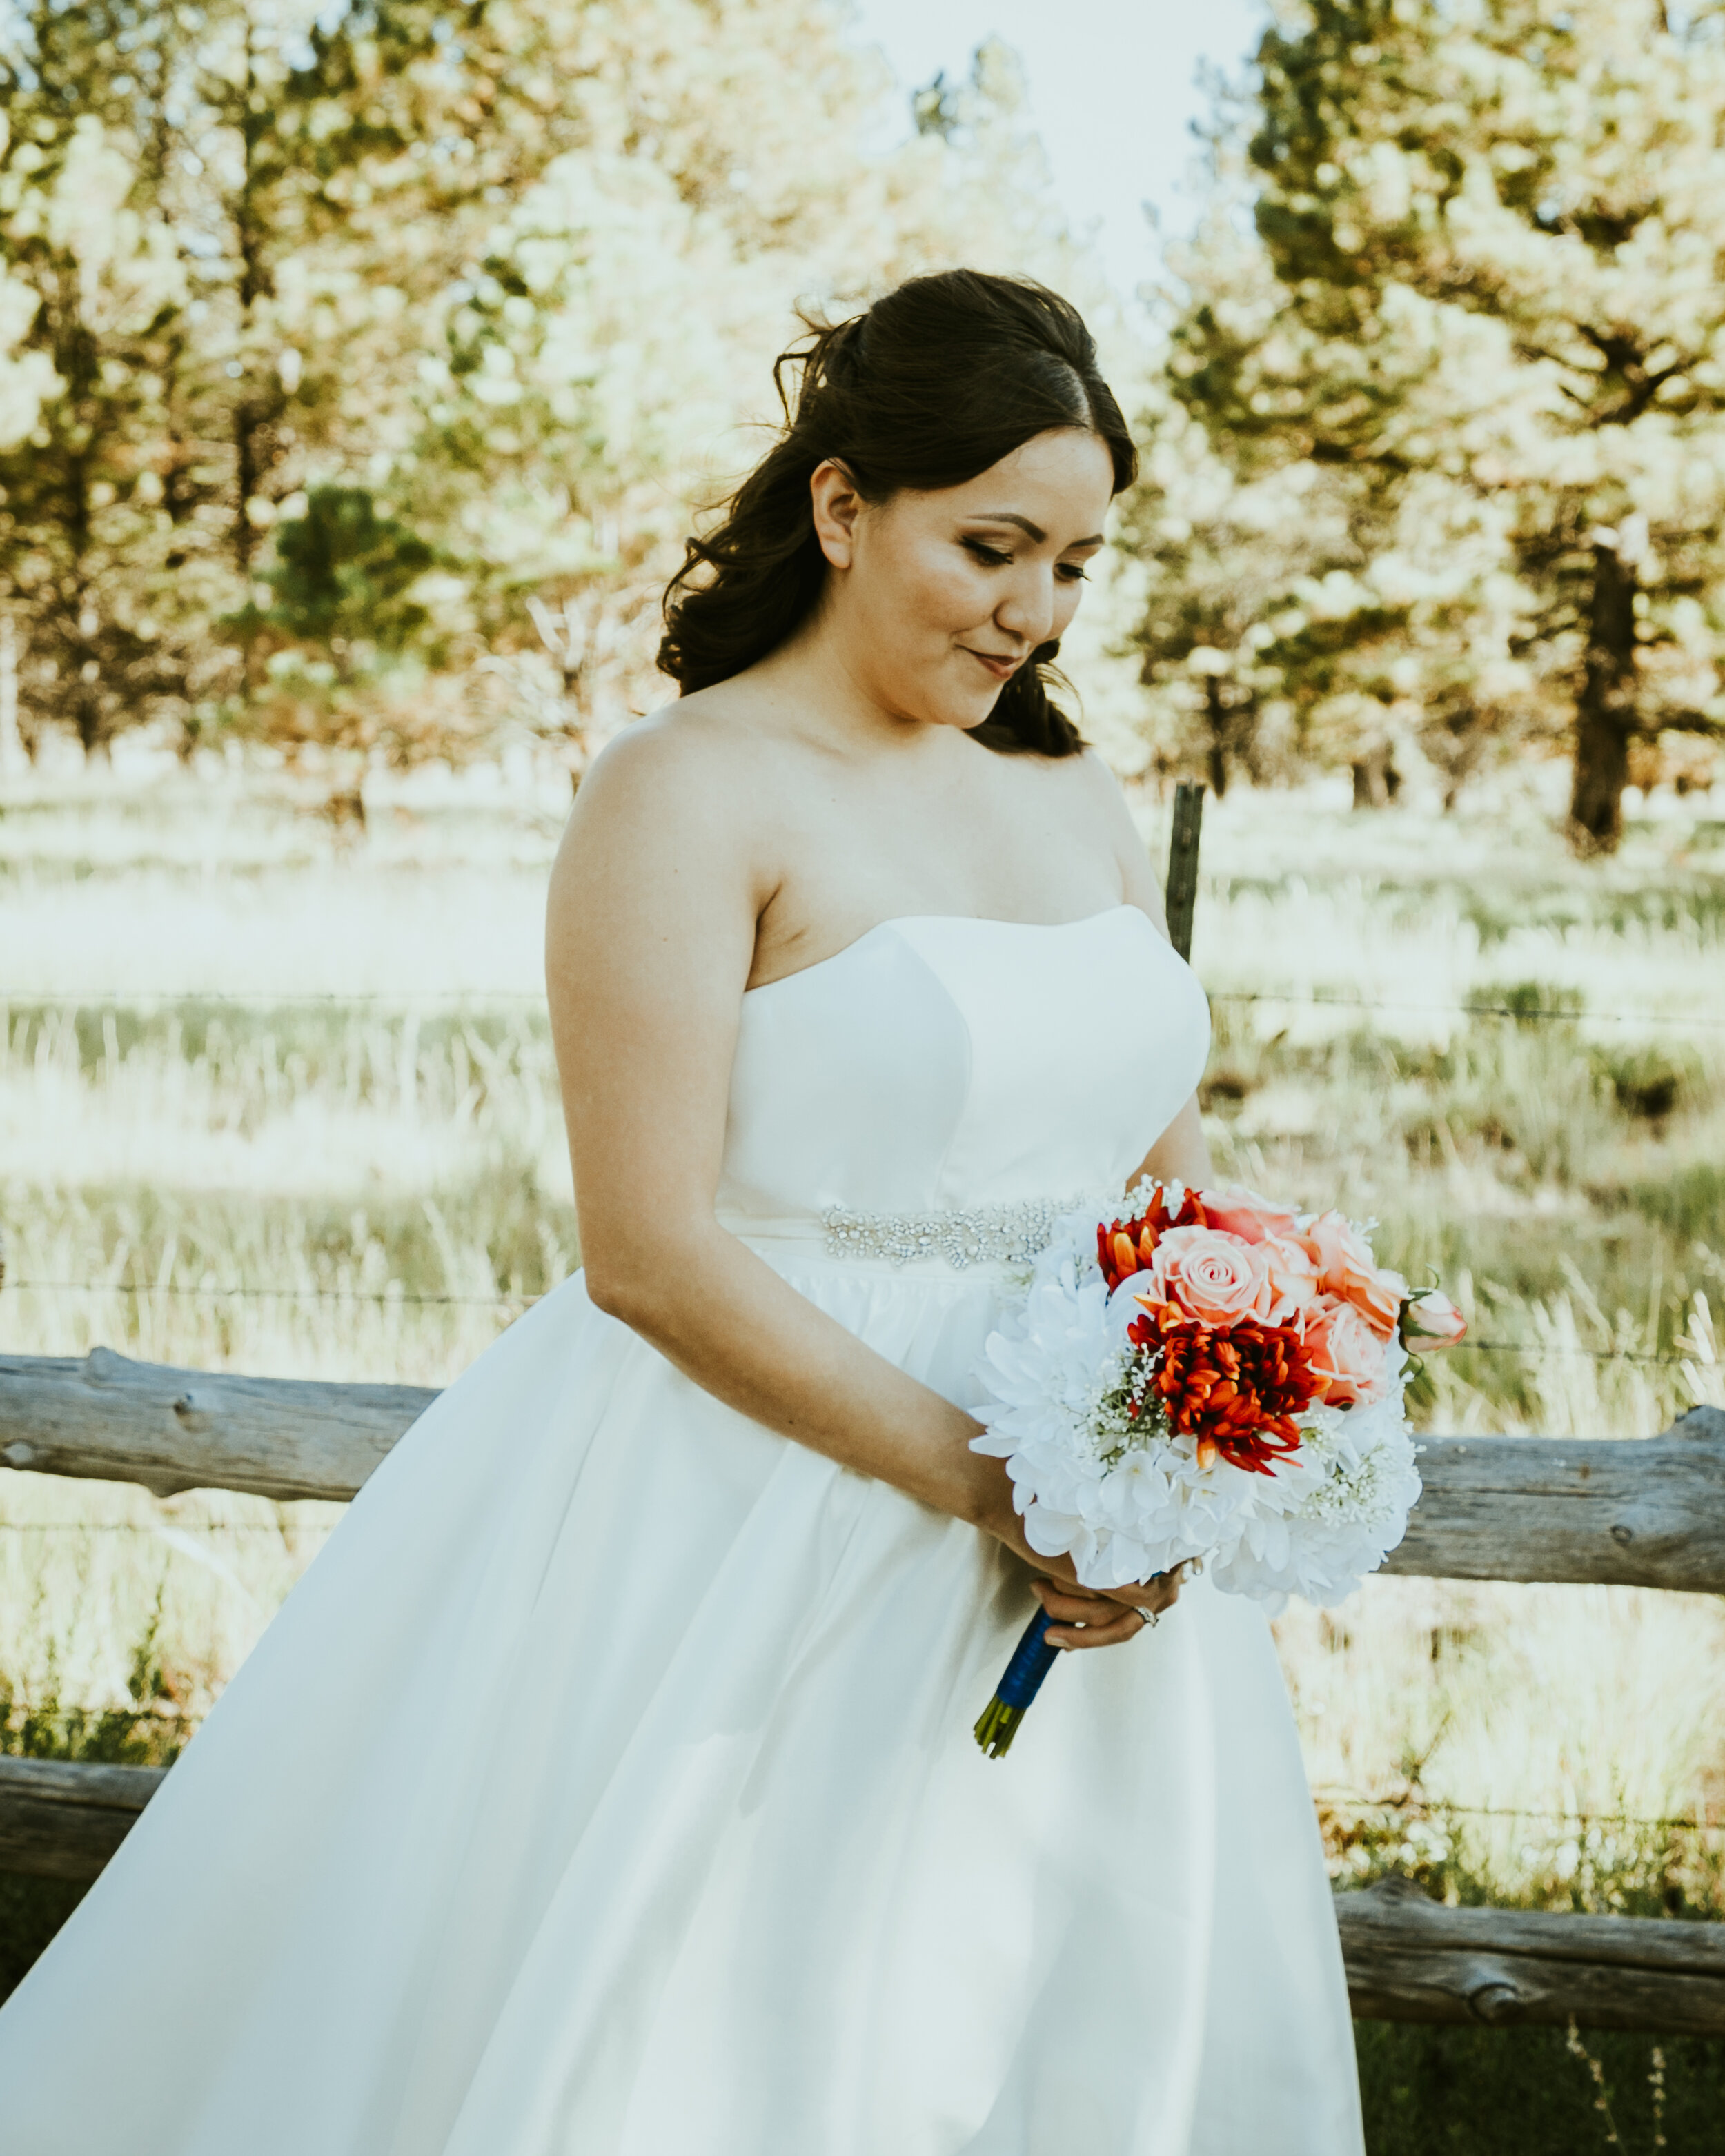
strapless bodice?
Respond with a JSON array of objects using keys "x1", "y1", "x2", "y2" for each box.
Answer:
[{"x1": 716, "y1": 907, "x2": 1210, "y2": 1232}]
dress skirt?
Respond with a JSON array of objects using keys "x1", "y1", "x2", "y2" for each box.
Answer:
[{"x1": 0, "y1": 1250, "x2": 1364, "y2": 2155}]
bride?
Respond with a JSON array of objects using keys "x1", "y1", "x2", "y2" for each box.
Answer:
[{"x1": 0, "y1": 270, "x2": 1363, "y2": 2153}]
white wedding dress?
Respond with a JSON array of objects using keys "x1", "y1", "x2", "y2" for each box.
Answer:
[{"x1": 0, "y1": 906, "x2": 1363, "y2": 2154}]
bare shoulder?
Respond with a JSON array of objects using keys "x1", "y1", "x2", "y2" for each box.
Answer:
[
  {"x1": 568, "y1": 697, "x2": 760, "y2": 833},
  {"x1": 546, "y1": 694, "x2": 782, "y2": 995},
  {"x1": 1070, "y1": 745, "x2": 1135, "y2": 818},
  {"x1": 554, "y1": 695, "x2": 777, "y2": 888},
  {"x1": 1074, "y1": 748, "x2": 1169, "y2": 930}
]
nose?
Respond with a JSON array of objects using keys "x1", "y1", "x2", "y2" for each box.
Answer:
[{"x1": 993, "y1": 564, "x2": 1057, "y2": 649}]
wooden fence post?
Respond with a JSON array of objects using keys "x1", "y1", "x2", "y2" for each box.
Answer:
[{"x1": 1163, "y1": 780, "x2": 1205, "y2": 962}]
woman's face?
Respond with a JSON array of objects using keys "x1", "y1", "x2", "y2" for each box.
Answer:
[{"x1": 811, "y1": 427, "x2": 1116, "y2": 732}]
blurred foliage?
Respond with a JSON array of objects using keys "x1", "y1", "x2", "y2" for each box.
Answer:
[
  {"x1": 1357, "y1": 2022, "x2": 1725, "y2": 2156},
  {"x1": 249, "y1": 488, "x2": 440, "y2": 656},
  {"x1": 1123, "y1": 0, "x2": 1725, "y2": 845},
  {"x1": 0, "y1": 1, "x2": 1079, "y2": 779},
  {"x1": 0, "y1": 1606, "x2": 189, "y2": 2006},
  {"x1": 6, "y1": 0, "x2": 1725, "y2": 833}
]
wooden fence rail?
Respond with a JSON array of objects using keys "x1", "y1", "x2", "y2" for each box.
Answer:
[
  {"x1": 0, "y1": 1347, "x2": 433, "y2": 1503},
  {"x1": 0, "y1": 1757, "x2": 164, "y2": 1883},
  {"x1": 4, "y1": 1348, "x2": 1723, "y2": 1586},
  {"x1": 1, "y1": 1756, "x2": 1719, "y2": 2035},
  {"x1": 1337, "y1": 1876, "x2": 1725, "y2": 2037},
  {"x1": 3, "y1": 1351, "x2": 1723, "y2": 2034}
]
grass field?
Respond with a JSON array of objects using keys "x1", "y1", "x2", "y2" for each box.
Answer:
[{"x1": 2, "y1": 748, "x2": 1723, "y2": 2145}]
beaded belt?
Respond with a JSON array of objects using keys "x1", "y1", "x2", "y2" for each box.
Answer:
[{"x1": 722, "y1": 1198, "x2": 1085, "y2": 1272}]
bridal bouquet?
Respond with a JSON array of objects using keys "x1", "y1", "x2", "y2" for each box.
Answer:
[{"x1": 969, "y1": 1179, "x2": 1466, "y2": 1756}]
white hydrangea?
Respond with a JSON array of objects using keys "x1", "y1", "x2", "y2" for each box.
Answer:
[{"x1": 970, "y1": 1206, "x2": 1423, "y2": 1610}]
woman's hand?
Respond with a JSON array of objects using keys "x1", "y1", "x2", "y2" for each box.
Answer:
[
  {"x1": 1032, "y1": 1569, "x2": 1187, "y2": 1650},
  {"x1": 969, "y1": 1452, "x2": 1188, "y2": 1649}
]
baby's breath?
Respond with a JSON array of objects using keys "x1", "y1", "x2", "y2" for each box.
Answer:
[
  {"x1": 1089, "y1": 1345, "x2": 1171, "y2": 1466},
  {"x1": 1285, "y1": 1413, "x2": 1401, "y2": 1522}
]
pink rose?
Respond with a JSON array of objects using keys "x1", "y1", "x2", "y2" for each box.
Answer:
[
  {"x1": 1305, "y1": 1303, "x2": 1390, "y2": 1407},
  {"x1": 1141, "y1": 1225, "x2": 1268, "y2": 1327},
  {"x1": 1252, "y1": 1233, "x2": 1319, "y2": 1327},
  {"x1": 1299, "y1": 1210, "x2": 1406, "y2": 1340},
  {"x1": 1299, "y1": 1209, "x2": 1372, "y2": 1294},
  {"x1": 1403, "y1": 1289, "x2": 1467, "y2": 1349},
  {"x1": 1203, "y1": 1185, "x2": 1301, "y2": 1246}
]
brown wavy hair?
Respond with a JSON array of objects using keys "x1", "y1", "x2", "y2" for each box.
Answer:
[{"x1": 658, "y1": 270, "x2": 1136, "y2": 757}]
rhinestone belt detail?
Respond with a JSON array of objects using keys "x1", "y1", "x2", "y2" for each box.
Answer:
[{"x1": 818, "y1": 1198, "x2": 1081, "y2": 1271}]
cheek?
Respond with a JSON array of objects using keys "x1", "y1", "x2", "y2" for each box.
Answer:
[{"x1": 888, "y1": 543, "x2": 994, "y2": 636}]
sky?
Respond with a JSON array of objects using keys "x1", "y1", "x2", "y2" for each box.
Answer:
[{"x1": 847, "y1": 0, "x2": 1270, "y2": 300}]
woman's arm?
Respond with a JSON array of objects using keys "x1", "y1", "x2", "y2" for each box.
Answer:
[
  {"x1": 1129, "y1": 1091, "x2": 1214, "y2": 1191},
  {"x1": 546, "y1": 720, "x2": 998, "y2": 1520},
  {"x1": 545, "y1": 724, "x2": 1182, "y2": 1645}
]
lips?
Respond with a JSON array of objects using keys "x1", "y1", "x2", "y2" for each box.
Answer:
[{"x1": 963, "y1": 648, "x2": 1022, "y2": 682}]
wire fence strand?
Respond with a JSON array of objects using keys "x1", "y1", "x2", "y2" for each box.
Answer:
[
  {"x1": 1208, "y1": 989, "x2": 1725, "y2": 1029},
  {"x1": 6, "y1": 1278, "x2": 541, "y2": 1307},
  {"x1": 4, "y1": 983, "x2": 1723, "y2": 1027},
  {"x1": 0, "y1": 1727, "x2": 1711, "y2": 1839},
  {"x1": 0, "y1": 1522, "x2": 335, "y2": 1533},
  {"x1": 1312, "y1": 1789, "x2": 1723, "y2": 1835},
  {"x1": 0, "y1": 1274, "x2": 1699, "y2": 1365}
]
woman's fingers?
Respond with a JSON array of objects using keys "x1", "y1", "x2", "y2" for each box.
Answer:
[
  {"x1": 1098, "y1": 1561, "x2": 1194, "y2": 1616},
  {"x1": 1047, "y1": 1604, "x2": 1150, "y2": 1650},
  {"x1": 1030, "y1": 1562, "x2": 1195, "y2": 1648},
  {"x1": 1112, "y1": 1576, "x2": 1182, "y2": 1618},
  {"x1": 1033, "y1": 1576, "x2": 1160, "y2": 1650},
  {"x1": 1033, "y1": 1579, "x2": 1112, "y2": 1621}
]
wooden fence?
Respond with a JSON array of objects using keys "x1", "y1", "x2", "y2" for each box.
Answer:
[
  {"x1": 2, "y1": 1348, "x2": 1722, "y2": 2033},
  {"x1": 5, "y1": 780, "x2": 1722, "y2": 2034}
]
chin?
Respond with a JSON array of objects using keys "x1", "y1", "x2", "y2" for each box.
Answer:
[
  {"x1": 928, "y1": 679, "x2": 1007, "y2": 733},
  {"x1": 929, "y1": 699, "x2": 1000, "y2": 733},
  {"x1": 888, "y1": 661, "x2": 1005, "y2": 733}
]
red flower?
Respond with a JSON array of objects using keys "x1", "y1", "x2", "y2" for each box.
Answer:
[
  {"x1": 1127, "y1": 1301, "x2": 1321, "y2": 1474},
  {"x1": 1098, "y1": 1185, "x2": 1210, "y2": 1292}
]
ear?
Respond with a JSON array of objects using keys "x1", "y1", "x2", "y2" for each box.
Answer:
[{"x1": 810, "y1": 459, "x2": 864, "y2": 570}]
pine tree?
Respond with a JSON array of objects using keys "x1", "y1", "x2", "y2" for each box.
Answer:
[
  {"x1": 382, "y1": 17, "x2": 1087, "y2": 764},
  {"x1": 1, "y1": 1, "x2": 1087, "y2": 774},
  {"x1": 0, "y1": 2, "x2": 198, "y2": 754},
  {"x1": 1125, "y1": 188, "x2": 1532, "y2": 803},
  {"x1": 1243, "y1": 0, "x2": 1725, "y2": 848},
  {"x1": 0, "y1": 0, "x2": 466, "y2": 755}
]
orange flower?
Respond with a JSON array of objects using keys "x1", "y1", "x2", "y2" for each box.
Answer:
[
  {"x1": 1127, "y1": 1302, "x2": 1319, "y2": 1476},
  {"x1": 1097, "y1": 1185, "x2": 1208, "y2": 1292}
]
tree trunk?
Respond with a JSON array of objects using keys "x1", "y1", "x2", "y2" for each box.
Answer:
[
  {"x1": 72, "y1": 688, "x2": 106, "y2": 761},
  {"x1": 0, "y1": 615, "x2": 20, "y2": 781},
  {"x1": 1351, "y1": 743, "x2": 1400, "y2": 809},
  {"x1": 1203, "y1": 675, "x2": 1230, "y2": 798},
  {"x1": 1568, "y1": 540, "x2": 1639, "y2": 853}
]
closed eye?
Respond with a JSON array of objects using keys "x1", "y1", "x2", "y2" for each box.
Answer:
[{"x1": 963, "y1": 537, "x2": 1091, "y2": 584}]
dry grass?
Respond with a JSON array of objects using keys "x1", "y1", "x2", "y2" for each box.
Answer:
[{"x1": 2, "y1": 749, "x2": 1724, "y2": 1910}]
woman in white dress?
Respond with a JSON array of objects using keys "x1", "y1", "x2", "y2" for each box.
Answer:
[{"x1": 0, "y1": 270, "x2": 1363, "y2": 2153}]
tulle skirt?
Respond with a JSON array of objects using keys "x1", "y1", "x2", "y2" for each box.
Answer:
[{"x1": 0, "y1": 1256, "x2": 1363, "y2": 2155}]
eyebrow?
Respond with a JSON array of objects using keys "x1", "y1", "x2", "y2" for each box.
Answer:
[{"x1": 969, "y1": 512, "x2": 1105, "y2": 548}]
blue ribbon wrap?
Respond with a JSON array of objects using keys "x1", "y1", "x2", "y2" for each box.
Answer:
[{"x1": 993, "y1": 1606, "x2": 1059, "y2": 1710}]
